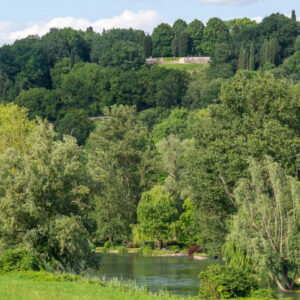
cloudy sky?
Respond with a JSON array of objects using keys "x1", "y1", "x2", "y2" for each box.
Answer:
[{"x1": 0, "y1": 0, "x2": 298, "y2": 45}]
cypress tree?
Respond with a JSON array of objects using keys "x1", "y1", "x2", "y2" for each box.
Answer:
[
  {"x1": 269, "y1": 38, "x2": 279, "y2": 64},
  {"x1": 291, "y1": 10, "x2": 296, "y2": 22},
  {"x1": 172, "y1": 37, "x2": 179, "y2": 57},
  {"x1": 238, "y1": 47, "x2": 248, "y2": 70},
  {"x1": 259, "y1": 40, "x2": 267, "y2": 68},
  {"x1": 143, "y1": 35, "x2": 153, "y2": 58},
  {"x1": 249, "y1": 42, "x2": 255, "y2": 71}
]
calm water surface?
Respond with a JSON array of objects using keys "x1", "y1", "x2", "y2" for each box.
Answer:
[
  {"x1": 91, "y1": 253, "x2": 214, "y2": 296},
  {"x1": 90, "y1": 253, "x2": 300, "y2": 299}
]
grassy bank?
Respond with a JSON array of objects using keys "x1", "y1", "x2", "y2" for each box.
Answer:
[
  {"x1": 0, "y1": 272, "x2": 186, "y2": 300},
  {"x1": 0, "y1": 271, "x2": 282, "y2": 300},
  {"x1": 95, "y1": 246, "x2": 192, "y2": 256}
]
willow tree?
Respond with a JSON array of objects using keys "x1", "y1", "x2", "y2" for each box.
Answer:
[
  {"x1": 229, "y1": 156, "x2": 300, "y2": 291},
  {"x1": 0, "y1": 122, "x2": 96, "y2": 272}
]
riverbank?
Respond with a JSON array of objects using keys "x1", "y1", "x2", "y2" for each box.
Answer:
[
  {"x1": 0, "y1": 272, "x2": 186, "y2": 300},
  {"x1": 95, "y1": 247, "x2": 210, "y2": 260}
]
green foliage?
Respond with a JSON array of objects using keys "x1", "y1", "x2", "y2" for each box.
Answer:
[
  {"x1": 229, "y1": 156, "x2": 300, "y2": 291},
  {"x1": 0, "y1": 104, "x2": 35, "y2": 153},
  {"x1": 208, "y1": 43, "x2": 234, "y2": 79},
  {"x1": 55, "y1": 109, "x2": 95, "y2": 145},
  {"x1": 91, "y1": 28, "x2": 145, "y2": 69},
  {"x1": 0, "y1": 249, "x2": 39, "y2": 272},
  {"x1": 202, "y1": 18, "x2": 229, "y2": 55},
  {"x1": 222, "y1": 239, "x2": 253, "y2": 272},
  {"x1": 183, "y1": 78, "x2": 222, "y2": 109},
  {"x1": 16, "y1": 88, "x2": 61, "y2": 121},
  {"x1": 152, "y1": 23, "x2": 174, "y2": 57},
  {"x1": 0, "y1": 121, "x2": 97, "y2": 272},
  {"x1": 283, "y1": 51, "x2": 300, "y2": 79},
  {"x1": 172, "y1": 19, "x2": 187, "y2": 36},
  {"x1": 104, "y1": 40, "x2": 145, "y2": 70},
  {"x1": 143, "y1": 35, "x2": 153, "y2": 58},
  {"x1": 178, "y1": 32, "x2": 190, "y2": 57},
  {"x1": 295, "y1": 36, "x2": 300, "y2": 52},
  {"x1": 59, "y1": 62, "x2": 103, "y2": 114},
  {"x1": 183, "y1": 72, "x2": 300, "y2": 256},
  {"x1": 250, "y1": 289, "x2": 276, "y2": 299},
  {"x1": 238, "y1": 47, "x2": 248, "y2": 70},
  {"x1": 198, "y1": 265, "x2": 258, "y2": 299},
  {"x1": 186, "y1": 19, "x2": 204, "y2": 55},
  {"x1": 87, "y1": 105, "x2": 154, "y2": 243},
  {"x1": 152, "y1": 108, "x2": 189, "y2": 141},
  {"x1": 134, "y1": 186, "x2": 178, "y2": 248},
  {"x1": 249, "y1": 42, "x2": 255, "y2": 71}
]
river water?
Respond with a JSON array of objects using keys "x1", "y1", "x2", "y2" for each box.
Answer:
[{"x1": 90, "y1": 253, "x2": 300, "y2": 299}]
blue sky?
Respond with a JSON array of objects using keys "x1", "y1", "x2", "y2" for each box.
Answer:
[{"x1": 0, "y1": 0, "x2": 298, "y2": 44}]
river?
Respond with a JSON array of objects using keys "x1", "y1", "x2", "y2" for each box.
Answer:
[{"x1": 90, "y1": 253, "x2": 300, "y2": 299}]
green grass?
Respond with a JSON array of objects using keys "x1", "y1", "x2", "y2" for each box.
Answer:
[
  {"x1": 161, "y1": 57, "x2": 181, "y2": 62},
  {"x1": 159, "y1": 63, "x2": 208, "y2": 78},
  {"x1": 0, "y1": 272, "x2": 187, "y2": 300}
]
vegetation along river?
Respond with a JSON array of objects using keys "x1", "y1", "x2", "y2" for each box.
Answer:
[{"x1": 90, "y1": 253, "x2": 300, "y2": 299}]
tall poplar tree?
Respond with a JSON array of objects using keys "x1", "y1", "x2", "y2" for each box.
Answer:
[
  {"x1": 249, "y1": 42, "x2": 255, "y2": 71},
  {"x1": 238, "y1": 47, "x2": 248, "y2": 70}
]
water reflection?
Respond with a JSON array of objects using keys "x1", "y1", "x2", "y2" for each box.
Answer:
[
  {"x1": 90, "y1": 253, "x2": 215, "y2": 296},
  {"x1": 89, "y1": 253, "x2": 300, "y2": 299}
]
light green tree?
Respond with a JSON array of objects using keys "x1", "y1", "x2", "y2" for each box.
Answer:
[
  {"x1": 133, "y1": 186, "x2": 178, "y2": 248},
  {"x1": 229, "y1": 156, "x2": 300, "y2": 291},
  {"x1": 0, "y1": 104, "x2": 35, "y2": 154},
  {"x1": 0, "y1": 121, "x2": 96, "y2": 272}
]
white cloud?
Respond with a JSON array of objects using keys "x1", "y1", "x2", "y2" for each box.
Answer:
[
  {"x1": 251, "y1": 16, "x2": 263, "y2": 23},
  {"x1": 197, "y1": 0, "x2": 259, "y2": 4},
  {"x1": 0, "y1": 10, "x2": 162, "y2": 45}
]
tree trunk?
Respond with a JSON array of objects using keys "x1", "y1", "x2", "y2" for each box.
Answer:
[
  {"x1": 274, "y1": 275, "x2": 288, "y2": 292},
  {"x1": 274, "y1": 273, "x2": 296, "y2": 292},
  {"x1": 157, "y1": 240, "x2": 163, "y2": 249},
  {"x1": 282, "y1": 267, "x2": 295, "y2": 290}
]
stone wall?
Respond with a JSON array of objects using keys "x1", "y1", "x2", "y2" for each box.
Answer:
[{"x1": 146, "y1": 57, "x2": 211, "y2": 65}]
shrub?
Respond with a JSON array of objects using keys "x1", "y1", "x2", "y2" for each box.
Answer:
[
  {"x1": 104, "y1": 241, "x2": 112, "y2": 248},
  {"x1": 250, "y1": 289, "x2": 277, "y2": 299},
  {"x1": 0, "y1": 249, "x2": 39, "y2": 272},
  {"x1": 188, "y1": 245, "x2": 201, "y2": 256},
  {"x1": 141, "y1": 246, "x2": 153, "y2": 255},
  {"x1": 198, "y1": 264, "x2": 258, "y2": 299},
  {"x1": 169, "y1": 245, "x2": 180, "y2": 251}
]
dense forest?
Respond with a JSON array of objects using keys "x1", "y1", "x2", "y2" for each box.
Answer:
[{"x1": 0, "y1": 10, "x2": 300, "y2": 299}]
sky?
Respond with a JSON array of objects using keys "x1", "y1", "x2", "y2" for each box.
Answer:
[{"x1": 0, "y1": 0, "x2": 299, "y2": 45}]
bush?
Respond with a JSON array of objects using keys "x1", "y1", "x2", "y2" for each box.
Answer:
[
  {"x1": 250, "y1": 289, "x2": 277, "y2": 299},
  {"x1": 169, "y1": 245, "x2": 179, "y2": 251},
  {"x1": 104, "y1": 241, "x2": 112, "y2": 248},
  {"x1": 198, "y1": 264, "x2": 258, "y2": 299},
  {"x1": 0, "y1": 249, "x2": 39, "y2": 272},
  {"x1": 188, "y1": 245, "x2": 201, "y2": 256},
  {"x1": 141, "y1": 246, "x2": 153, "y2": 255}
]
